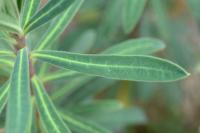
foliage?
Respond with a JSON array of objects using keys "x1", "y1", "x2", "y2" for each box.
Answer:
[{"x1": 0, "y1": 0, "x2": 195, "y2": 133}]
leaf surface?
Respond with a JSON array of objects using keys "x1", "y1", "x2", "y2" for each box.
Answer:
[
  {"x1": 32, "y1": 50, "x2": 189, "y2": 82},
  {"x1": 122, "y1": 0, "x2": 146, "y2": 33},
  {"x1": 5, "y1": 48, "x2": 32, "y2": 133},
  {"x1": 0, "y1": 82, "x2": 9, "y2": 113},
  {"x1": 42, "y1": 70, "x2": 81, "y2": 83},
  {"x1": 20, "y1": 0, "x2": 40, "y2": 28},
  {"x1": 103, "y1": 38, "x2": 165, "y2": 55},
  {"x1": 0, "y1": 13, "x2": 21, "y2": 33},
  {"x1": 35, "y1": 0, "x2": 83, "y2": 50},
  {"x1": 32, "y1": 76, "x2": 71, "y2": 133},
  {"x1": 25, "y1": 0, "x2": 75, "y2": 33},
  {"x1": 61, "y1": 112, "x2": 112, "y2": 133}
]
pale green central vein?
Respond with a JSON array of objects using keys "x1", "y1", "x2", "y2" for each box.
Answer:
[
  {"x1": 26, "y1": 1, "x2": 62, "y2": 30},
  {"x1": 38, "y1": 9, "x2": 70, "y2": 50},
  {"x1": 33, "y1": 53, "x2": 177, "y2": 74},
  {"x1": 24, "y1": 0, "x2": 35, "y2": 25},
  {"x1": 33, "y1": 79, "x2": 61, "y2": 133}
]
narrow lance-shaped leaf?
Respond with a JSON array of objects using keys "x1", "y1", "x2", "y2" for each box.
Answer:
[
  {"x1": 42, "y1": 70, "x2": 81, "y2": 83},
  {"x1": 32, "y1": 76, "x2": 71, "y2": 133},
  {"x1": 5, "y1": 48, "x2": 32, "y2": 133},
  {"x1": 0, "y1": 58, "x2": 14, "y2": 68},
  {"x1": 122, "y1": 0, "x2": 146, "y2": 33},
  {"x1": 32, "y1": 50, "x2": 189, "y2": 82},
  {"x1": 41, "y1": 38, "x2": 165, "y2": 84},
  {"x1": 60, "y1": 112, "x2": 112, "y2": 133},
  {"x1": 0, "y1": 50, "x2": 15, "y2": 57},
  {"x1": 86, "y1": 107, "x2": 147, "y2": 130},
  {"x1": 0, "y1": 82, "x2": 10, "y2": 114},
  {"x1": 35, "y1": 0, "x2": 83, "y2": 50},
  {"x1": 25, "y1": 0, "x2": 75, "y2": 33},
  {"x1": 103, "y1": 38, "x2": 165, "y2": 55},
  {"x1": 70, "y1": 100, "x2": 123, "y2": 115},
  {"x1": 20, "y1": 0, "x2": 40, "y2": 28},
  {"x1": 0, "y1": 13, "x2": 22, "y2": 33}
]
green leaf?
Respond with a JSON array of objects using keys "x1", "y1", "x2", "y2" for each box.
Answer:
[
  {"x1": 0, "y1": 13, "x2": 22, "y2": 33},
  {"x1": 86, "y1": 107, "x2": 147, "y2": 130},
  {"x1": 50, "y1": 76, "x2": 92, "y2": 102},
  {"x1": 0, "y1": 82, "x2": 9, "y2": 114},
  {"x1": 70, "y1": 100, "x2": 123, "y2": 115},
  {"x1": 32, "y1": 76, "x2": 71, "y2": 133},
  {"x1": 60, "y1": 112, "x2": 112, "y2": 133},
  {"x1": 103, "y1": 38, "x2": 165, "y2": 55},
  {"x1": 35, "y1": 0, "x2": 83, "y2": 50},
  {"x1": 20, "y1": 0, "x2": 40, "y2": 28},
  {"x1": 70, "y1": 30, "x2": 96, "y2": 53},
  {"x1": 0, "y1": 50, "x2": 15, "y2": 57},
  {"x1": 42, "y1": 70, "x2": 81, "y2": 83},
  {"x1": 1, "y1": 0, "x2": 19, "y2": 18},
  {"x1": 0, "y1": 58, "x2": 14, "y2": 68},
  {"x1": 5, "y1": 48, "x2": 32, "y2": 133},
  {"x1": 25, "y1": 0, "x2": 75, "y2": 33},
  {"x1": 32, "y1": 50, "x2": 189, "y2": 82},
  {"x1": 122, "y1": 0, "x2": 146, "y2": 33},
  {"x1": 67, "y1": 78, "x2": 116, "y2": 104}
]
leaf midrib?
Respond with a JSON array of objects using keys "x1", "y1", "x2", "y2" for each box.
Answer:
[
  {"x1": 33, "y1": 53, "x2": 180, "y2": 75},
  {"x1": 33, "y1": 79, "x2": 62, "y2": 133},
  {"x1": 24, "y1": 0, "x2": 35, "y2": 25},
  {"x1": 38, "y1": 7, "x2": 71, "y2": 50},
  {"x1": 26, "y1": 1, "x2": 63, "y2": 30}
]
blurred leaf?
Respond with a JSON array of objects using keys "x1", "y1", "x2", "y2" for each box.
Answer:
[
  {"x1": 70, "y1": 100, "x2": 123, "y2": 115},
  {"x1": 66, "y1": 78, "x2": 116, "y2": 104},
  {"x1": 95, "y1": 0, "x2": 122, "y2": 48},
  {"x1": 122, "y1": 0, "x2": 147, "y2": 33},
  {"x1": 20, "y1": 0, "x2": 40, "y2": 28},
  {"x1": 50, "y1": 76, "x2": 92, "y2": 102},
  {"x1": 25, "y1": 0, "x2": 75, "y2": 33},
  {"x1": 103, "y1": 38, "x2": 165, "y2": 55},
  {"x1": 6, "y1": 48, "x2": 32, "y2": 133},
  {"x1": 0, "y1": 82, "x2": 9, "y2": 114},
  {"x1": 0, "y1": 50, "x2": 15, "y2": 57},
  {"x1": 70, "y1": 30, "x2": 96, "y2": 53},
  {"x1": 0, "y1": 0, "x2": 19, "y2": 18},
  {"x1": 0, "y1": 13, "x2": 22, "y2": 33},
  {"x1": 61, "y1": 112, "x2": 112, "y2": 133},
  {"x1": 85, "y1": 107, "x2": 147, "y2": 130},
  {"x1": 35, "y1": 0, "x2": 83, "y2": 50},
  {"x1": 32, "y1": 76, "x2": 71, "y2": 133},
  {"x1": 151, "y1": 0, "x2": 171, "y2": 40},
  {"x1": 0, "y1": 58, "x2": 14, "y2": 68},
  {"x1": 32, "y1": 50, "x2": 189, "y2": 82},
  {"x1": 42, "y1": 70, "x2": 81, "y2": 83}
]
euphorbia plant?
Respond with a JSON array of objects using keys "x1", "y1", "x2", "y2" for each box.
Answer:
[{"x1": 0, "y1": 0, "x2": 189, "y2": 133}]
